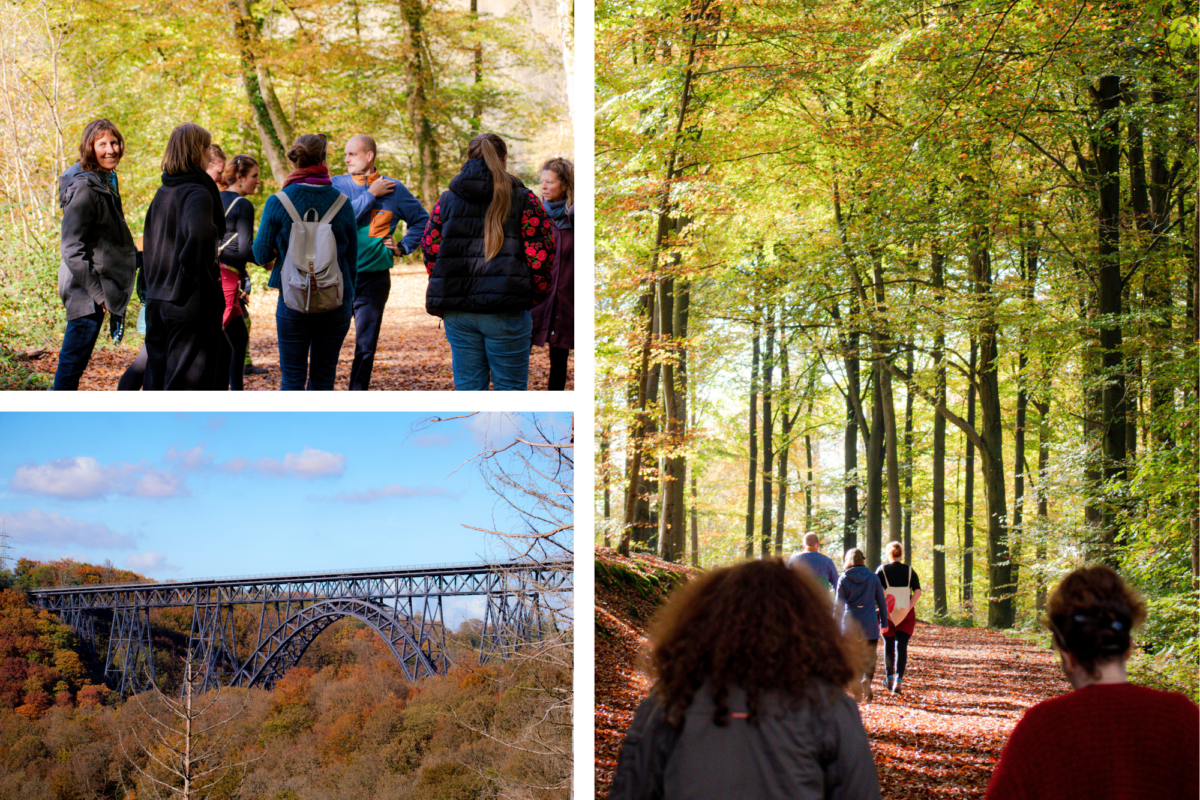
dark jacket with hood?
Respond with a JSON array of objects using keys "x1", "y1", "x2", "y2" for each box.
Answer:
[
  {"x1": 58, "y1": 162, "x2": 138, "y2": 320},
  {"x1": 530, "y1": 202, "x2": 573, "y2": 350},
  {"x1": 835, "y1": 566, "x2": 888, "y2": 640},
  {"x1": 609, "y1": 684, "x2": 881, "y2": 800},
  {"x1": 424, "y1": 158, "x2": 554, "y2": 316},
  {"x1": 142, "y1": 168, "x2": 226, "y2": 304}
]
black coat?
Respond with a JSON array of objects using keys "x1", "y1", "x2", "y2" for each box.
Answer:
[
  {"x1": 57, "y1": 163, "x2": 138, "y2": 320},
  {"x1": 142, "y1": 170, "x2": 226, "y2": 304},
  {"x1": 425, "y1": 158, "x2": 531, "y2": 315},
  {"x1": 609, "y1": 685, "x2": 881, "y2": 800}
]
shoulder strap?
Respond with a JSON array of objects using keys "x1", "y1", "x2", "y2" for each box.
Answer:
[
  {"x1": 880, "y1": 566, "x2": 891, "y2": 590},
  {"x1": 907, "y1": 565, "x2": 913, "y2": 590},
  {"x1": 318, "y1": 193, "x2": 348, "y2": 224},
  {"x1": 273, "y1": 191, "x2": 302, "y2": 223},
  {"x1": 223, "y1": 196, "x2": 247, "y2": 217}
]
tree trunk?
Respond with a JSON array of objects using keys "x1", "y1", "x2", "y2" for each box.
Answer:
[
  {"x1": 762, "y1": 309, "x2": 775, "y2": 558},
  {"x1": 228, "y1": 0, "x2": 288, "y2": 183},
  {"x1": 1034, "y1": 382, "x2": 1052, "y2": 614},
  {"x1": 964, "y1": 339, "x2": 977, "y2": 617},
  {"x1": 932, "y1": 235, "x2": 947, "y2": 616},
  {"x1": 1093, "y1": 73, "x2": 1126, "y2": 555},
  {"x1": 903, "y1": 345, "x2": 915, "y2": 559},
  {"x1": 746, "y1": 315, "x2": 760, "y2": 558},
  {"x1": 658, "y1": 276, "x2": 678, "y2": 561},
  {"x1": 399, "y1": 0, "x2": 441, "y2": 207},
  {"x1": 866, "y1": 365, "x2": 885, "y2": 568},
  {"x1": 843, "y1": 326, "x2": 861, "y2": 553},
  {"x1": 776, "y1": 336, "x2": 791, "y2": 555}
]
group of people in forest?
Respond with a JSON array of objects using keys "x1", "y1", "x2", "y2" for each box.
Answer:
[
  {"x1": 53, "y1": 119, "x2": 574, "y2": 391},
  {"x1": 788, "y1": 536, "x2": 920, "y2": 701},
  {"x1": 608, "y1": 550, "x2": 1199, "y2": 800}
]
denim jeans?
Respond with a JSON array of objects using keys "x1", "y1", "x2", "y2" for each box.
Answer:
[
  {"x1": 442, "y1": 310, "x2": 531, "y2": 391},
  {"x1": 53, "y1": 310, "x2": 104, "y2": 390},
  {"x1": 275, "y1": 293, "x2": 351, "y2": 391}
]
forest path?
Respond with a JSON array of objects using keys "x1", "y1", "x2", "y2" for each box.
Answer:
[
  {"x1": 595, "y1": 556, "x2": 1068, "y2": 800},
  {"x1": 48, "y1": 262, "x2": 572, "y2": 391}
]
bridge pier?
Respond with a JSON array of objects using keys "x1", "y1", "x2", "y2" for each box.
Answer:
[{"x1": 105, "y1": 606, "x2": 156, "y2": 696}]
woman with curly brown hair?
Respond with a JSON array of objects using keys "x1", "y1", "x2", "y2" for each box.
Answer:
[
  {"x1": 985, "y1": 565, "x2": 1198, "y2": 800},
  {"x1": 608, "y1": 559, "x2": 881, "y2": 800}
]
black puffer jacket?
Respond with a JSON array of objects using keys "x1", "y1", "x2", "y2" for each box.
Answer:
[
  {"x1": 425, "y1": 158, "x2": 531, "y2": 315},
  {"x1": 57, "y1": 163, "x2": 138, "y2": 320}
]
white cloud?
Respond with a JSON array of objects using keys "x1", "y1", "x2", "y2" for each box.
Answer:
[
  {"x1": 11, "y1": 456, "x2": 115, "y2": 499},
  {"x1": 165, "y1": 443, "x2": 213, "y2": 472},
  {"x1": 325, "y1": 484, "x2": 450, "y2": 503},
  {"x1": 123, "y1": 551, "x2": 183, "y2": 573},
  {"x1": 10, "y1": 456, "x2": 188, "y2": 499},
  {"x1": 221, "y1": 446, "x2": 346, "y2": 479},
  {"x1": 2, "y1": 508, "x2": 136, "y2": 549}
]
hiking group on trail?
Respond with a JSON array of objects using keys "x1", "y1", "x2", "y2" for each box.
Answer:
[
  {"x1": 608, "y1": 554, "x2": 1199, "y2": 800},
  {"x1": 52, "y1": 118, "x2": 575, "y2": 391}
]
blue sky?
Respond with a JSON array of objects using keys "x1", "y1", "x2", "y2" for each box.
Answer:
[{"x1": 0, "y1": 412, "x2": 572, "y2": 622}]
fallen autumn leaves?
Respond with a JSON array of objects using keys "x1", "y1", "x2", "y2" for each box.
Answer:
[
  {"x1": 594, "y1": 548, "x2": 1068, "y2": 800},
  {"x1": 30, "y1": 263, "x2": 573, "y2": 391}
]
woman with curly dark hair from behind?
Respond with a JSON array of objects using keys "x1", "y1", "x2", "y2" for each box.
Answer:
[
  {"x1": 608, "y1": 559, "x2": 881, "y2": 800},
  {"x1": 985, "y1": 565, "x2": 1198, "y2": 800}
]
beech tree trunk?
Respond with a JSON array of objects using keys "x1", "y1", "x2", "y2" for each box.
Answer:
[
  {"x1": 964, "y1": 339, "x2": 977, "y2": 616},
  {"x1": 746, "y1": 314, "x2": 760, "y2": 558},
  {"x1": 761, "y1": 309, "x2": 775, "y2": 558}
]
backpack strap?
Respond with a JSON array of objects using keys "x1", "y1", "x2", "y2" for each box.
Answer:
[
  {"x1": 223, "y1": 195, "x2": 248, "y2": 217},
  {"x1": 273, "y1": 191, "x2": 302, "y2": 223},
  {"x1": 318, "y1": 193, "x2": 348, "y2": 224}
]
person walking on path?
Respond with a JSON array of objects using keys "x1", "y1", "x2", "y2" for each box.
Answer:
[
  {"x1": 787, "y1": 532, "x2": 840, "y2": 591},
  {"x1": 530, "y1": 157, "x2": 573, "y2": 391},
  {"x1": 876, "y1": 540, "x2": 922, "y2": 695},
  {"x1": 333, "y1": 134, "x2": 428, "y2": 390},
  {"x1": 252, "y1": 133, "x2": 357, "y2": 391},
  {"x1": 141, "y1": 122, "x2": 226, "y2": 390},
  {"x1": 54, "y1": 119, "x2": 138, "y2": 390},
  {"x1": 609, "y1": 559, "x2": 881, "y2": 800},
  {"x1": 985, "y1": 565, "x2": 1198, "y2": 800},
  {"x1": 835, "y1": 548, "x2": 888, "y2": 702},
  {"x1": 217, "y1": 154, "x2": 263, "y2": 390},
  {"x1": 423, "y1": 132, "x2": 554, "y2": 391}
]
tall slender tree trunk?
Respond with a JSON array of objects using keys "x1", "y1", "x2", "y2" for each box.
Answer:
[
  {"x1": 776, "y1": 336, "x2": 792, "y2": 554},
  {"x1": 746, "y1": 314, "x2": 760, "y2": 558},
  {"x1": 658, "y1": 276, "x2": 678, "y2": 561},
  {"x1": 1093, "y1": 73, "x2": 1127, "y2": 556},
  {"x1": 866, "y1": 366, "x2": 885, "y2": 568},
  {"x1": 903, "y1": 346, "x2": 915, "y2": 558},
  {"x1": 932, "y1": 234, "x2": 948, "y2": 616},
  {"x1": 843, "y1": 327, "x2": 861, "y2": 553},
  {"x1": 399, "y1": 0, "x2": 441, "y2": 207},
  {"x1": 1034, "y1": 381, "x2": 1052, "y2": 614},
  {"x1": 964, "y1": 339, "x2": 977, "y2": 616},
  {"x1": 762, "y1": 309, "x2": 775, "y2": 557}
]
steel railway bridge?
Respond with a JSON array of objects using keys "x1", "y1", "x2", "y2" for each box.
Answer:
[{"x1": 29, "y1": 559, "x2": 572, "y2": 697}]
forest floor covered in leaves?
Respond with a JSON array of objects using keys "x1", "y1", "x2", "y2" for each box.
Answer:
[
  {"x1": 28, "y1": 263, "x2": 572, "y2": 391},
  {"x1": 594, "y1": 547, "x2": 1068, "y2": 799}
]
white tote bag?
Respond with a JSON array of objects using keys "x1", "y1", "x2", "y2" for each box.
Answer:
[{"x1": 881, "y1": 565, "x2": 913, "y2": 627}]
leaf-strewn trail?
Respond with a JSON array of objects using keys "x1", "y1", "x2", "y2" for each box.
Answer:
[
  {"x1": 34, "y1": 263, "x2": 573, "y2": 391},
  {"x1": 594, "y1": 548, "x2": 1068, "y2": 800}
]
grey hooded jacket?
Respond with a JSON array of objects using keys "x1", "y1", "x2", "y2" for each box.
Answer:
[
  {"x1": 57, "y1": 162, "x2": 138, "y2": 320},
  {"x1": 608, "y1": 684, "x2": 881, "y2": 800}
]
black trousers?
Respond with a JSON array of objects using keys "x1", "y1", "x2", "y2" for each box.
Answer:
[
  {"x1": 219, "y1": 316, "x2": 249, "y2": 391},
  {"x1": 884, "y1": 630, "x2": 912, "y2": 679},
  {"x1": 548, "y1": 346, "x2": 570, "y2": 391},
  {"x1": 349, "y1": 270, "x2": 391, "y2": 391},
  {"x1": 117, "y1": 345, "x2": 149, "y2": 391},
  {"x1": 144, "y1": 287, "x2": 224, "y2": 390}
]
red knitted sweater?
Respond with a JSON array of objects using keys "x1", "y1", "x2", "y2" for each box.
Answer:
[{"x1": 985, "y1": 682, "x2": 1199, "y2": 800}]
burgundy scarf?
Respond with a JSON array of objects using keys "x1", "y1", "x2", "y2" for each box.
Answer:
[{"x1": 282, "y1": 164, "x2": 333, "y2": 188}]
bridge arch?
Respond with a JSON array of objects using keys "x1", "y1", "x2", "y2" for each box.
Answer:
[{"x1": 235, "y1": 598, "x2": 444, "y2": 689}]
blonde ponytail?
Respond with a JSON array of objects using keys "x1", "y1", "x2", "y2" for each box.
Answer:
[{"x1": 468, "y1": 133, "x2": 512, "y2": 261}]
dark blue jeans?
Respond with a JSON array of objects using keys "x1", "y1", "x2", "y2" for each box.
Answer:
[
  {"x1": 442, "y1": 309, "x2": 532, "y2": 391},
  {"x1": 349, "y1": 270, "x2": 390, "y2": 391},
  {"x1": 275, "y1": 293, "x2": 351, "y2": 391},
  {"x1": 53, "y1": 310, "x2": 104, "y2": 390}
]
